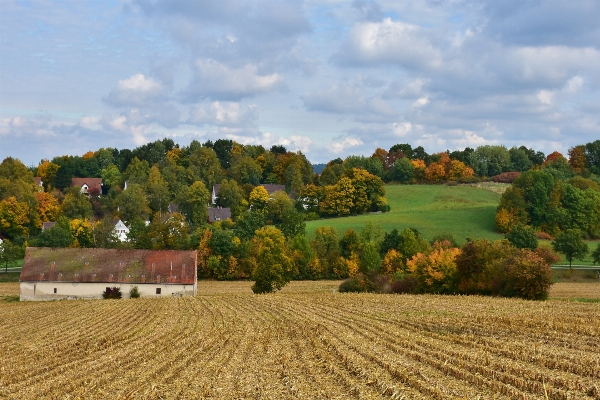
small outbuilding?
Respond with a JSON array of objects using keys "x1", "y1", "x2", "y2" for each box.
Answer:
[{"x1": 20, "y1": 247, "x2": 197, "y2": 301}]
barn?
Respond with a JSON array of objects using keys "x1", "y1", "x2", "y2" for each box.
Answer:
[{"x1": 20, "y1": 247, "x2": 197, "y2": 301}]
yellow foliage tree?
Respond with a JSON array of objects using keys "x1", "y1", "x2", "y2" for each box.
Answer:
[
  {"x1": 35, "y1": 192, "x2": 60, "y2": 228},
  {"x1": 249, "y1": 186, "x2": 269, "y2": 212},
  {"x1": 382, "y1": 249, "x2": 404, "y2": 275},
  {"x1": 36, "y1": 160, "x2": 60, "y2": 191},
  {"x1": 407, "y1": 245, "x2": 460, "y2": 293}
]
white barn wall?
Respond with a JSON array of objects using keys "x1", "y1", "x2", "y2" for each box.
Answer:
[{"x1": 20, "y1": 281, "x2": 197, "y2": 301}]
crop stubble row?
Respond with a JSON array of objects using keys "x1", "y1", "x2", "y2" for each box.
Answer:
[{"x1": 0, "y1": 288, "x2": 599, "y2": 399}]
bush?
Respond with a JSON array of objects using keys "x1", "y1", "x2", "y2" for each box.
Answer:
[
  {"x1": 492, "y1": 172, "x2": 521, "y2": 183},
  {"x1": 338, "y1": 273, "x2": 372, "y2": 293},
  {"x1": 102, "y1": 287, "x2": 122, "y2": 299},
  {"x1": 129, "y1": 286, "x2": 141, "y2": 299},
  {"x1": 536, "y1": 231, "x2": 554, "y2": 241},
  {"x1": 492, "y1": 250, "x2": 553, "y2": 300},
  {"x1": 505, "y1": 225, "x2": 538, "y2": 250},
  {"x1": 390, "y1": 275, "x2": 418, "y2": 294}
]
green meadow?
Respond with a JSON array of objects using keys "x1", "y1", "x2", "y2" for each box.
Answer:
[{"x1": 306, "y1": 184, "x2": 505, "y2": 245}]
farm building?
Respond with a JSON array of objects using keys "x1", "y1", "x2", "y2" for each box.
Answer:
[{"x1": 20, "y1": 247, "x2": 197, "y2": 301}]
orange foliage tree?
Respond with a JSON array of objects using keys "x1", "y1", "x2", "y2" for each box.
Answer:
[{"x1": 407, "y1": 243, "x2": 460, "y2": 293}]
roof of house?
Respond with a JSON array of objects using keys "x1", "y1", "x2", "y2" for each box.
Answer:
[
  {"x1": 20, "y1": 247, "x2": 197, "y2": 285},
  {"x1": 261, "y1": 184, "x2": 286, "y2": 194},
  {"x1": 168, "y1": 203, "x2": 179, "y2": 213},
  {"x1": 207, "y1": 207, "x2": 232, "y2": 223},
  {"x1": 71, "y1": 178, "x2": 103, "y2": 193},
  {"x1": 34, "y1": 177, "x2": 42, "y2": 186},
  {"x1": 42, "y1": 222, "x2": 55, "y2": 231}
]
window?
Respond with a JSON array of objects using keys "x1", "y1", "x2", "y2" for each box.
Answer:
[
  {"x1": 156, "y1": 288, "x2": 161, "y2": 295},
  {"x1": 53, "y1": 288, "x2": 57, "y2": 294}
]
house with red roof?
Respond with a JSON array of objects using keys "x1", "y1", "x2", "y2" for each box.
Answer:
[
  {"x1": 71, "y1": 178, "x2": 103, "y2": 196},
  {"x1": 20, "y1": 247, "x2": 197, "y2": 301}
]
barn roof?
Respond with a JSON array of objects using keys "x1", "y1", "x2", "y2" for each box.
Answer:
[{"x1": 20, "y1": 247, "x2": 197, "y2": 285}]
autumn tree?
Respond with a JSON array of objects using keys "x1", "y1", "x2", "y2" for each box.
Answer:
[
  {"x1": 249, "y1": 186, "x2": 269, "y2": 213},
  {"x1": 407, "y1": 243, "x2": 460, "y2": 294},
  {"x1": 147, "y1": 212, "x2": 190, "y2": 250},
  {"x1": 0, "y1": 197, "x2": 31, "y2": 239},
  {"x1": 251, "y1": 226, "x2": 296, "y2": 293},
  {"x1": 319, "y1": 177, "x2": 354, "y2": 216},
  {"x1": 229, "y1": 155, "x2": 262, "y2": 185},
  {"x1": 37, "y1": 160, "x2": 60, "y2": 191}
]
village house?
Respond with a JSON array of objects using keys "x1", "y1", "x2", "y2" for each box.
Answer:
[
  {"x1": 113, "y1": 219, "x2": 129, "y2": 242},
  {"x1": 19, "y1": 247, "x2": 197, "y2": 301},
  {"x1": 208, "y1": 207, "x2": 231, "y2": 223},
  {"x1": 34, "y1": 177, "x2": 43, "y2": 188},
  {"x1": 42, "y1": 221, "x2": 55, "y2": 231},
  {"x1": 71, "y1": 178, "x2": 103, "y2": 196}
]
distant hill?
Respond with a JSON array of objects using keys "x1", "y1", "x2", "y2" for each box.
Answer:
[{"x1": 312, "y1": 163, "x2": 327, "y2": 174}]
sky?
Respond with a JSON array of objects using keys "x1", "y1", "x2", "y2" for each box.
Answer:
[{"x1": 1, "y1": 0, "x2": 600, "y2": 166}]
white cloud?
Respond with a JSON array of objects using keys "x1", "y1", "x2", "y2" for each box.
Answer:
[
  {"x1": 329, "y1": 137, "x2": 363, "y2": 154},
  {"x1": 188, "y1": 102, "x2": 257, "y2": 127},
  {"x1": 392, "y1": 122, "x2": 412, "y2": 136},
  {"x1": 184, "y1": 59, "x2": 285, "y2": 101},
  {"x1": 104, "y1": 74, "x2": 168, "y2": 107},
  {"x1": 339, "y1": 18, "x2": 442, "y2": 69}
]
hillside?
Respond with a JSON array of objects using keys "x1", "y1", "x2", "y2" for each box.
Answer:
[{"x1": 306, "y1": 184, "x2": 505, "y2": 244}]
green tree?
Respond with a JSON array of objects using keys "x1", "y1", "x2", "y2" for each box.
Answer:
[
  {"x1": 117, "y1": 183, "x2": 151, "y2": 223},
  {"x1": 35, "y1": 217, "x2": 74, "y2": 247},
  {"x1": 392, "y1": 157, "x2": 414, "y2": 183},
  {"x1": 505, "y1": 225, "x2": 538, "y2": 250},
  {"x1": 178, "y1": 181, "x2": 210, "y2": 227},
  {"x1": 234, "y1": 210, "x2": 266, "y2": 241},
  {"x1": 100, "y1": 163, "x2": 123, "y2": 189},
  {"x1": 146, "y1": 166, "x2": 170, "y2": 214},
  {"x1": 0, "y1": 239, "x2": 25, "y2": 273},
  {"x1": 279, "y1": 208, "x2": 305, "y2": 239},
  {"x1": 216, "y1": 179, "x2": 244, "y2": 212},
  {"x1": 552, "y1": 229, "x2": 589, "y2": 268},
  {"x1": 251, "y1": 226, "x2": 296, "y2": 293},
  {"x1": 189, "y1": 146, "x2": 222, "y2": 189},
  {"x1": 147, "y1": 212, "x2": 190, "y2": 250},
  {"x1": 360, "y1": 241, "x2": 381, "y2": 273},
  {"x1": 229, "y1": 155, "x2": 262, "y2": 185},
  {"x1": 289, "y1": 235, "x2": 317, "y2": 279},
  {"x1": 123, "y1": 157, "x2": 150, "y2": 185},
  {"x1": 339, "y1": 228, "x2": 360, "y2": 258},
  {"x1": 61, "y1": 189, "x2": 93, "y2": 220}
]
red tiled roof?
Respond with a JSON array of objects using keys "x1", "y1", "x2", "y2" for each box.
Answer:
[
  {"x1": 71, "y1": 178, "x2": 103, "y2": 193},
  {"x1": 20, "y1": 247, "x2": 197, "y2": 285},
  {"x1": 34, "y1": 177, "x2": 42, "y2": 186},
  {"x1": 261, "y1": 184, "x2": 286, "y2": 194}
]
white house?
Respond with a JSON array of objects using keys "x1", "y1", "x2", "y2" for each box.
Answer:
[
  {"x1": 20, "y1": 247, "x2": 197, "y2": 301},
  {"x1": 113, "y1": 219, "x2": 129, "y2": 242}
]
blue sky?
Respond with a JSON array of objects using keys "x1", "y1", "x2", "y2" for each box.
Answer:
[{"x1": 1, "y1": 0, "x2": 600, "y2": 165}]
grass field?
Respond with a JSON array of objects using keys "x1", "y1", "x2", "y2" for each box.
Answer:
[
  {"x1": 1, "y1": 281, "x2": 599, "y2": 399},
  {"x1": 306, "y1": 184, "x2": 505, "y2": 245}
]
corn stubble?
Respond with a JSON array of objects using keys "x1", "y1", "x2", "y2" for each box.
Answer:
[{"x1": 0, "y1": 283, "x2": 599, "y2": 399}]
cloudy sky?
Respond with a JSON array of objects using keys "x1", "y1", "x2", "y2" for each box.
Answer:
[{"x1": 1, "y1": 0, "x2": 600, "y2": 166}]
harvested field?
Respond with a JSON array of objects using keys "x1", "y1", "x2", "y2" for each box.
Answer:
[
  {"x1": 549, "y1": 282, "x2": 600, "y2": 300},
  {"x1": 1, "y1": 281, "x2": 599, "y2": 399}
]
